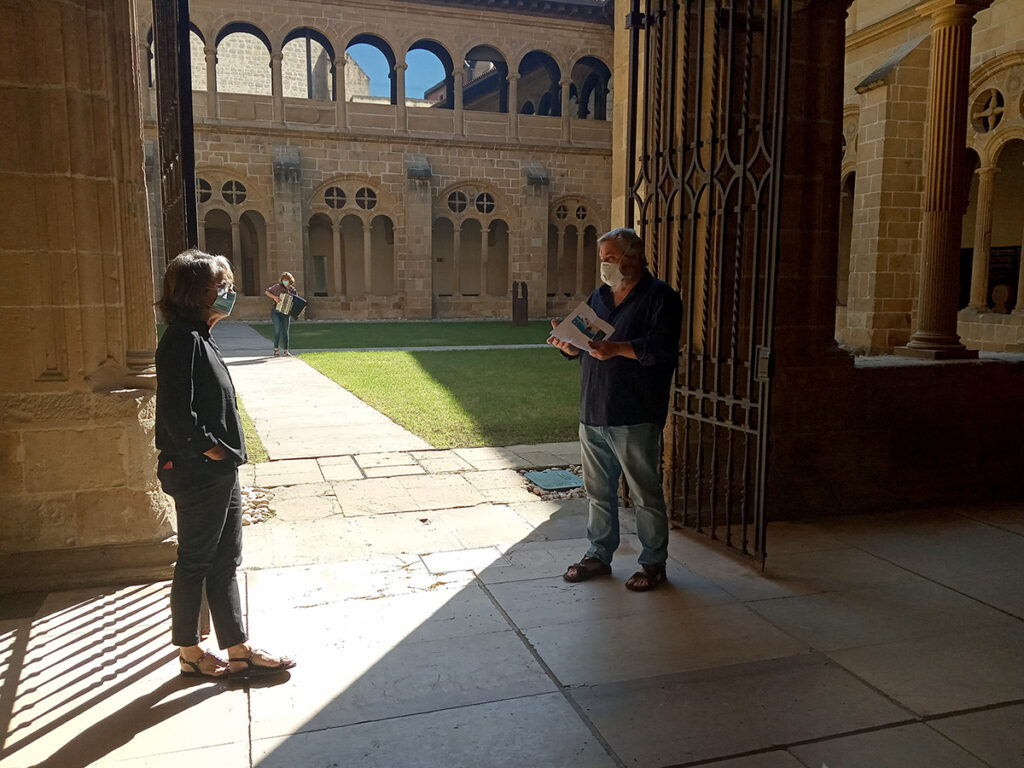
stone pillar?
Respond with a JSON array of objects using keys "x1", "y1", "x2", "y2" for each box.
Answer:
[
  {"x1": 335, "y1": 56, "x2": 347, "y2": 132},
  {"x1": 271, "y1": 52, "x2": 284, "y2": 124},
  {"x1": 575, "y1": 227, "x2": 586, "y2": 295},
  {"x1": 967, "y1": 166, "x2": 998, "y2": 310},
  {"x1": 138, "y1": 41, "x2": 152, "y2": 120},
  {"x1": 395, "y1": 62, "x2": 408, "y2": 133},
  {"x1": 453, "y1": 225, "x2": 463, "y2": 295},
  {"x1": 332, "y1": 219, "x2": 345, "y2": 296},
  {"x1": 363, "y1": 222, "x2": 373, "y2": 297},
  {"x1": 0, "y1": 0, "x2": 174, "y2": 592},
  {"x1": 520, "y1": 170, "x2": 552, "y2": 317},
  {"x1": 454, "y1": 70, "x2": 465, "y2": 136},
  {"x1": 481, "y1": 223, "x2": 490, "y2": 295},
  {"x1": 560, "y1": 78, "x2": 571, "y2": 141},
  {"x1": 272, "y1": 146, "x2": 304, "y2": 287},
  {"x1": 1014, "y1": 215, "x2": 1024, "y2": 317},
  {"x1": 205, "y1": 44, "x2": 218, "y2": 119},
  {"x1": 404, "y1": 156, "x2": 434, "y2": 319},
  {"x1": 230, "y1": 219, "x2": 241, "y2": 284},
  {"x1": 898, "y1": 0, "x2": 991, "y2": 359},
  {"x1": 508, "y1": 73, "x2": 520, "y2": 140}
]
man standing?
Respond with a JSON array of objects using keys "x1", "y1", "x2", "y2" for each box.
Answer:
[{"x1": 548, "y1": 228, "x2": 682, "y2": 591}]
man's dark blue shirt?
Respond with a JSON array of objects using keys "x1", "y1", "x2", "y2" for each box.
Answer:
[{"x1": 575, "y1": 269, "x2": 682, "y2": 427}]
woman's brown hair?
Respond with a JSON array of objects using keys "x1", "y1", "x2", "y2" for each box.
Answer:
[
  {"x1": 280, "y1": 272, "x2": 295, "y2": 284},
  {"x1": 156, "y1": 249, "x2": 234, "y2": 322}
]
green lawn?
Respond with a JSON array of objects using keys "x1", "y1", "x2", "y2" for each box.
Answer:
[
  {"x1": 301, "y1": 348, "x2": 580, "y2": 448},
  {"x1": 252, "y1": 320, "x2": 553, "y2": 349}
]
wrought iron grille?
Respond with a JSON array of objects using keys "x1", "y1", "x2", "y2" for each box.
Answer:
[{"x1": 625, "y1": 0, "x2": 792, "y2": 565}]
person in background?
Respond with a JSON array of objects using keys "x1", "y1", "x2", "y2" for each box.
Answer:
[
  {"x1": 156, "y1": 249, "x2": 295, "y2": 678},
  {"x1": 265, "y1": 272, "x2": 298, "y2": 357},
  {"x1": 548, "y1": 228, "x2": 683, "y2": 591}
]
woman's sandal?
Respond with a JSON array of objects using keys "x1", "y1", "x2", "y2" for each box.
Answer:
[
  {"x1": 229, "y1": 648, "x2": 296, "y2": 678},
  {"x1": 624, "y1": 563, "x2": 667, "y2": 592},
  {"x1": 563, "y1": 556, "x2": 612, "y2": 583},
  {"x1": 179, "y1": 650, "x2": 229, "y2": 678}
]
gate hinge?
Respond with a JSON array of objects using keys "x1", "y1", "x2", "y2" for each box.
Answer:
[
  {"x1": 754, "y1": 346, "x2": 774, "y2": 382},
  {"x1": 625, "y1": 11, "x2": 647, "y2": 29}
]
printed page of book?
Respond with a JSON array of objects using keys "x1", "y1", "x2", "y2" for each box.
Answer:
[{"x1": 549, "y1": 301, "x2": 616, "y2": 351}]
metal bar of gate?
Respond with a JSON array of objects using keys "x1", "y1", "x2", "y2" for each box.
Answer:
[{"x1": 152, "y1": 0, "x2": 198, "y2": 259}]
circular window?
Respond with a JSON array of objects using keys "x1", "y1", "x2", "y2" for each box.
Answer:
[
  {"x1": 222, "y1": 180, "x2": 246, "y2": 205},
  {"x1": 447, "y1": 191, "x2": 468, "y2": 213},
  {"x1": 475, "y1": 192, "x2": 495, "y2": 214},
  {"x1": 555, "y1": 204, "x2": 568, "y2": 220},
  {"x1": 325, "y1": 186, "x2": 346, "y2": 209},
  {"x1": 575, "y1": 205, "x2": 588, "y2": 220},
  {"x1": 355, "y1": 187, "x2": 377, "y2": 210},
  {"x1": 197, "y1": 178, "x2": 212, "y2": 203},
  {"x1": 971, "y1": 89, "x2": 1004, "y2": 133}
]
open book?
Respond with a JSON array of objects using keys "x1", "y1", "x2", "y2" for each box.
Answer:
[{"x1": 549, "y1": 301, "x2": 615, "y2": 352}]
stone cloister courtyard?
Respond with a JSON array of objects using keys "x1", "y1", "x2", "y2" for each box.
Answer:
[{"x1": 1, "y1": 324, "x2": 1022, "y2": 768}]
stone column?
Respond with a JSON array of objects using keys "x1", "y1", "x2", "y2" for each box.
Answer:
[
  {"x1": 560, "y1": 78, "x2": 571, "y2": 141},
  {"x1": 138, "y1": 41, "x2": 151, "y2": 120},
  {"x1": 453, "y1": 225, "x2": 463, "y2": 294},
  {"x1": 205, "y1": 44, "x2": 218, "y2": 119},
  {"x1": 333, "y1": 219, "x2": 345, "y2": 296},
  {"x1": 967, "y1": 166, "x2": 999, "y2": 310},
  {"x1": 1014, "y1": 215, "x2": 1024, "y2": 317},
  {"x1": 335, "y1": 56, "x2": 347, "y2": 132},
  {"x1": 454, "y1": 70, "x2": 465, "y2": 136},
  {"x1": 363, "y1": 221, "x2": 373, "y2": 297},
  {"x1": 481, "y1": 223, "x2": 490, "y2": 295},
  {"x1": 395, "y1": 62, "x2": 408, "y2": 133},
  {"x1": 575, "y1": 226, "x2": 585, "y2": 296},
  {"x1": 271, "y1": 52, "x2": 284, "y2": 124},
  {"x1": 899, "y1": 0, "x2": 991, "y2": 359},
  {"x1": 508, "y1": 73, "x2": 520, "y2": 140},
  {"x1": 230, "y1": 218, "x2": 242, "y2": 285},
  {"x1": 556, "y1": 226, "x2": 565, "y2": 294},
  {"x1": 272, "y1": 146, "x2": 304, "y2": 287}
]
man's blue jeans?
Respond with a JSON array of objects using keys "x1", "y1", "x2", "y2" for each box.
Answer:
[
  {"x1": 579, "y1": 422, "x2": 668, "y2": 567},
  {"x1": 271, "y1": 309, "x2": 290, "y2": 351}
]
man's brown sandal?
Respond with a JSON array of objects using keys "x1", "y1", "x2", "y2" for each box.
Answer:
[
  {"x1": 563, "y1": 556, "x2": 612, "y2": 583},
  {"x1": 179, "y1": 650, "x2": 229, "y2": 678},
  {"x1": 229, "y1": 648, "x2": 296, "y2": 677},
  {"x1": 624, "y1": 563, "x2": 667, "y2": 592}
]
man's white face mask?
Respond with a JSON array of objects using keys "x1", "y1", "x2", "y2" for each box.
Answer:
[{"x1": 600, "y1": 261, "x2": 626, "y2": 290}]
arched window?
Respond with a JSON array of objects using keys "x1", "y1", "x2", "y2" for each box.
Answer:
[
  {"x1": 216, "y1": 24, "x2": 272, "y2": 96},
  {"x1": 463, "y1": 45, "x2": 508, "y2": 113},
  {"x1": 308, "y1": 213, "x2": 333, "y2": 297},
  {"x1": 204, "y1": 209, "x2": 232, "y2": 273},
  {"x1": 408, "y1": 41, "x2": 453, "y2": 108},
  {"x1": 370, "y1": 215, "x2": 395, "y2": 296},
  {"x1": 340, "y1": 215, "x2": 365, "y2": 297},
  {"x1": 239, "y1": 210, "x2": 266, "y2": 297},
  {"x1": 487, "y1": 220, "x2": 510, "y2": 296},
  {"x1": 547, "y1": 223, "x2": 559, "y2": 297},
  {"x1": 571, "y1": 56, "x2": 612, "y2": 120},
  {"x1": 432, "y1": 218, "x2": 455, "y2": 297},
  {"x1": 518, "y1": 50, "x2": 560, "y2": 117},
  {"x1": 283, "y1": 28, "x2": 336, "y2": 100},
  {"x1": 346, "y1": 35, "x2": 397, "y2": 105},
  {"x1": 520, "y1": 101, "x2": 535, "y2": 115},
  {"x1": 189, "y1": 29, "x2": 206, "y2": 91}
]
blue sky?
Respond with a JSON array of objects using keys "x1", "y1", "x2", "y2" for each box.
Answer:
[{"x1": 347, "y1": 44, "x2": 447, "y2": 99}]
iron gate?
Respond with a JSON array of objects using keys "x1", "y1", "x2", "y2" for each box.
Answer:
[{"x1": 625, "y1": 0, "x2": 792, "y2": 566}]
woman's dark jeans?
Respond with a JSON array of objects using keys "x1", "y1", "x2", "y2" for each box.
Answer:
[
  {"x1": 271, "y1": 309, "x2": 291, "y2": 351},
  {"x1": 159, "y1": 459, "x2": 248, "y2": 649}
]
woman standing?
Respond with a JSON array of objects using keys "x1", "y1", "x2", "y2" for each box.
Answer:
[
  {"x1": 156, "y1": 249, "x2": 295, "y2": 679},
  {"x1": 265, "y1": 272, "x2": 298, "y2": 357}
]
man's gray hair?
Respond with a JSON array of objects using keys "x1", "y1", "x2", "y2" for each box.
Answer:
[{"x1": 597, "y1": 228, "x2": 647, "y2": 266}]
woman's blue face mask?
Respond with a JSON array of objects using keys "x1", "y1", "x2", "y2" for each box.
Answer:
[{"x1": 211, "y1": 283, "x2": 237, "y2": 316}]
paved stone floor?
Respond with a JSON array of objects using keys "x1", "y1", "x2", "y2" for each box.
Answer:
[{"x1": 1, "y1": 323, "x2": 1023, "y2": 767}]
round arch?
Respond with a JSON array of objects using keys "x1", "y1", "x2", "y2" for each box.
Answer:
[
  {"x1": 282, "y1": 27, "x2": 336, "y2": 100},
  {"x1": 518, "y1": 50, "x2": 561, "y2": 117},
  {"x1": 407, "y1": 38, "x2": 455, "y2": 107},
  {"x1": 463, "y1": 44, "x2": 509, "y2": 113},
  {"x1": 346, "y1": 33, "x2": 398, "y2": 105}
]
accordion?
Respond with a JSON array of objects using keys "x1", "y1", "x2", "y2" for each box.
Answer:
[{"x1": 277, "y1": 293, "x2": 307, "y2": 319}]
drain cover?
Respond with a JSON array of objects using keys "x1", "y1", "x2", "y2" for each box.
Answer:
[{"x1": 524, "y1": 468, "x2": 584, "y2": 490}]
